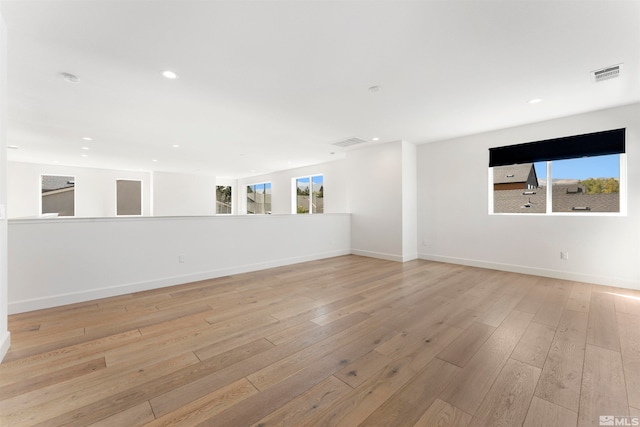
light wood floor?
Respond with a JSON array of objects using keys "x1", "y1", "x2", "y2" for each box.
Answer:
[{"x1": 2, "y1": 255, "x2": 639, "y2": 427}]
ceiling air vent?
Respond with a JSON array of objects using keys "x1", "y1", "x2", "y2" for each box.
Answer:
[
  {"x1": 332, "y1": 137, "x2": 368, "y2": 148},
  {"x1": 591, "y1": 64, "x2": 622, "y2": 83}
]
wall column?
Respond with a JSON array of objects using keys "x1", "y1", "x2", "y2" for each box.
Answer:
[
  {"x1": 347, "y1": 140, "x2": 417, "y2": 262},
  {"x1": 0, "y1": 12, "x2": 11, "y2": 362}
]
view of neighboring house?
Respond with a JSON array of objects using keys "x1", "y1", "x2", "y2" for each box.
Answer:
[
  {"x1": 493, "y1": 162, "x2": 620, "y2": 213},
  {"x1": 41, "y1": 175, "x2": 75, "y2": 217},
  {"x1": 551, "y1": 183, "x2": 619, "y2": 212},
  {"x1": 493, "y1": 163, "x2": 538, "y2": 190}
]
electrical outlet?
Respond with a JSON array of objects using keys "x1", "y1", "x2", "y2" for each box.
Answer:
[
  {"x1": 178, "y1": 255, "x2": 185, "y2": 263},
  {"x1": 560, "y1": 251, "x2": 569, "y2": 260}
]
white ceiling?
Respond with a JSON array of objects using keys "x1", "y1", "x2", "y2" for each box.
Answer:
[{"x1": 1, "y1": 0, "x2": 638, "y2": 178}]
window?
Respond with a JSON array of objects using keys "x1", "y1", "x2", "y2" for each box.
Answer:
[
  {"x1": 294, "y1": 175, "x2": 323, "y2": 214},
  {"x1": 550, "y1": 155, "x2": 620, "y2": 213},
  {"x1": 216, "y1": 185, "x2": 232, "y2": 214},
  {"x1": 247, "y1": 182, "x2": 271, "y2": 214},
  {"x1": 116, "y1": 180, "x2": 142, "y2": 216},
  {"x1": 490, "y1": 129, "x2": 625, "y2": 215},
  {"x1": 41, "y1": 174, "x2": 75, "y2": 216}
]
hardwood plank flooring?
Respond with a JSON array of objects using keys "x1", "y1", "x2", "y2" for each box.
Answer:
[
  {"x1": 522, "y1": 396, "x2": 577, "y2": 427},
  {"x1": 565, "y1": 282, "x2": 593, "y2": 313},
  {"x1": 511, "y1": 321, "x2": 556, "y2": 369},
  {"x1": 413, "y1": 399, "x2": 472, "y2": 427},
  {"x1": 534, "y1": 309, "x2": 588, "y2": 412},
  {"x1": 1, "y1": 255, "x2": 638, "y2": 426},
  {"x1": 471, "y1": 358, "x2": 541, "y2": 426},
  {"x1": 439, "y1": 309, "x2": 533, "y2": 414},
  {"x1": 436, "y1": 321, "x2": 495, "y2": 368},
  {"x1": 617, "y1": 312, "x2": 640, "y2": 409},
  {"x1": 532, "y1": 279, "x2": 572, "y2": 327},
  {"x1": 587, "y1": 290, "x2": 620, "y2": 352},
  {"x1": 578, "y1": 344, "x2": 628, "y2": 427}
]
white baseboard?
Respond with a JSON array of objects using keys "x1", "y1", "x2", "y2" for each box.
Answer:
[
  {"x1": 351, "y1": 249, "x2": 405, "y2": 262},
  {"x1": 8, "y1": 249, "x2": 351, "y2": 314},
  {"x1": 0, "y1": 331, "x2": 10, "y2": 363},
  {"x1": 418, "y1": 253, "x2": 640, "y2": 290},
  {"x1": 348, "y1": 250, "x2": 416, "y2": 263},
  {"x1": 18, "y1": 249, "x2": 628, "y2": 315},
  {"x1": 402, "y1": 252, "x2": 418, "y2": 262}
]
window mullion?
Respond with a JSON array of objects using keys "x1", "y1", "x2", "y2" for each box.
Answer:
[
  {"x1": 546, "y1": 161, "x2": 552, "y2": 214},
  {"x1": 309, "y1": 176, "x2": 313, "y2": 214}
]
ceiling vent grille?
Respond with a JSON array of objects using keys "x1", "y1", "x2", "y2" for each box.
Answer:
[
  {"x1": 332, "y1": 137, "x2": 368, "y2": 148},
  {"x1": 592, "y1": 64, "x2": 622, "y2": 82}
]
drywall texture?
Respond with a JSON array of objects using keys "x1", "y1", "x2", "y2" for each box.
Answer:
[
  {"x1": 418, "y1": 103, "x2": 640, "y2": 289},
  {"x1": 8, "y1": 214, "x2": 351, "y2": 313},
  {"x1": 7, "y1": 162, "x2": 151, "y2": 218}
]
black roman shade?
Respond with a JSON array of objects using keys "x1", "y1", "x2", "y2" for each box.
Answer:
[{"x1": 489, "y1": 128, "x2": 625, "y2": 167}]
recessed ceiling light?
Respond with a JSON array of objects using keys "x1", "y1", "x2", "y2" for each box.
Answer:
[
  {"x1": 81, "y1": 154, "x2": 89, "y2": 158},
  {"x1": 368, "y1": 86, "x2": 381, "y2": 93},
  {"x1": 60, "y1": 72, "x2": 79, "y2": 83},
  {"x1": 151, "y1": 159, "x2": 158, "y2": 162},
  {"x1": 162, "y1": 70, "x2": 178, "y2": 79},
  {"x1": 171, "y1": 144, "x2": 181, "y2": 148},
  {"x1": 82, "y1": 137, "x2": 92, "y2": 141},
  {"x1": 372, "y1": 137, "x2": 380, "y2": 141},
  {"x1": 528, "y1": 98, "x2": 542, "y2": 104},
  {"x1": 81, "y1": 146, "x2": 90, "y2": 150},
  {"x1": 7, "y1": 145, "x2": 18, "y2": 149}
]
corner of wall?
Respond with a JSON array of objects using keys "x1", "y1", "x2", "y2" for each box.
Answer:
[
  {"x1": 0, "y1": 13, "x2": 9, "y2": 363},
  {"x1": 0, "y1": 331, "x2": 9, "y2": 362},
  {"x1": 401, "y1": 140, "x2": 418, "y2": 261}
]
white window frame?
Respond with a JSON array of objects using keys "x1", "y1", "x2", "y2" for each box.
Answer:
[
  {"x1": 489, "y1": 154, "x2": 627, "y2": 216},
  {"x1": 292, "y1": 174, "x2": 323, "y2": 214},
  {"x1": 245, "y1": 182, "x2": 272, "y2": 215}
]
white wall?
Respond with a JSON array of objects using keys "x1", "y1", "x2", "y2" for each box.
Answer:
[
  {"x1": 0, "y1": 14, "x2": 10, "y2": 362},
  {"x1": 418, "y1": 103, "x2": 640, "y2": 289},
  {"x1": 8, "y1": 162, "x2": 151, "y2": 218},
  {"x1": 8, "y1": 160, "x2": 347, "y2": 218},
  {"x1": 152, "y1": 171, "x2": 217, "y2": 216},
  {"x1": 8, "y1": 214, "x2": 351, "y2": 313},
  {"x1": 237, "y1": 160, "x2": 347, "y2": 215},
  {"x1": 347, "y1": 141, "x2": 406, "y2": 261},
  {"x1": 402, "y1": 140, "x2": 418, "y2": 261}
]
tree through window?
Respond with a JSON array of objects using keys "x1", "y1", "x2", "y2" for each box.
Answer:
[{"x1": 295, "y1": 175, "x2": 323, "y2": 214}]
